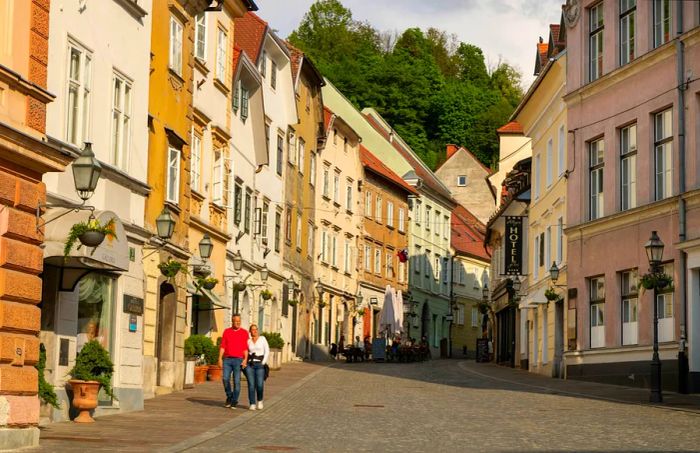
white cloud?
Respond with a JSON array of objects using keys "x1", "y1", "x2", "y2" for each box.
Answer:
[{"x1": 261, "y1": 0, "x2": 563, "y2": 87}]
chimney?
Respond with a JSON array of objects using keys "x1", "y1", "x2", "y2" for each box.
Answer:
[{"x1": 446, "y1": 144, "x2": 459, "y2": 159}]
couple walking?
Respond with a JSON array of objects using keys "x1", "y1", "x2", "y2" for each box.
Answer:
[{"x1": 218, "y1": 314, "x2": 269, "y2": 410}]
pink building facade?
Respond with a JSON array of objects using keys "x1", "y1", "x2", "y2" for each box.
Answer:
[{"x1": 564, "y1": 0, "x2": 700, "y2": 392}]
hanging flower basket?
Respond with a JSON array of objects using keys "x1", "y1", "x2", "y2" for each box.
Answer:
[
  {"x1": 260, "y1": 289, "x2": 273, "y2": 300},
  {"x1": 476, "y1": 300, "x2": 490, "y2": 315},
  {"x1": 357, "y1": 308, "x2": 365, "y2": 317},
  {"x1": 198, "y1": 277, "x2": 218, "y2": 290},
  {"x1": 318, "y1": 300, "x2": 328, "y2": 308},
  {"x1": 288, "y1": 299, "x2": 299, "y2": 307},
  {"x1": 233, "y1": 282, "x2": 247, "y2": 291},
  {"x1": 158, "y1": 259, "x2": 183, "y2": 278},
  {"x1": 64, "y1": 217, "x2": 116, "y2": 257},
  {"x1": 639, "y1": 272, "x2": 673, "y2": 292},
  {"x1": 545, "y1": 288, "x2": 561, "y2": 302}
]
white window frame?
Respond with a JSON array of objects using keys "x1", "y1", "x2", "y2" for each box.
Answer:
[
  {"x1": 556, "y1": 217, "x2": 563, "y2": 264},
  {"x1": 364, "y1": 244, "x2": 371, "y2": 272},
  {"x1": 558, "y1": 125, "x2": 565, "y2": 176},
  {"x1": 590, "y1": 276, "x2": 605, "y2": 348},
  {"x1": 534, "y1": 154, "x2": 541, "y2": 199},
  {"x1": 333, "y1": 171, "x2": 340, "y2": 204},
  {"x1": 344, "y1": 240, "x2": 351, "y2": 274},
  {"x1": 309, "y1": 152, "x2": 316, "y2": 187},
  {"x1": 621, "y1": 270, "x2": 638, "y2": 345},
  {"x1": 346, "y1": 181, "x2": 353, "y2": 212},
  {"x1": 331, "y1": 234, "x2": 338, "y2": 268},
  {"x1": 166, "y1": 146, "x2": 181, "y2": 204},
  {"x1": 307, "y1": 222, "x2": 314, "y2": 258},
  {"x1": 195, "y1": 14, "x2": 207, "y2": 61},
  {"x1": 169, "y1": 16, "x2": 183, "y2": 76},
  {"x1": 270, "y1": 60, "x2": 277, "y2": 89},
  {"x1": 110, "y1": 72, "x2": 131, "y2": 170},
  {"x1": 298, "y1": 138, "x2": 305, "y2": 174},
  {"x1": 589, "y1": 3, "x2": 604, "y2": 82},
  {"x1": 653, "y1": 0, "x2": 672, "y2": 48},
  {"x1": 376, "y1": 195, "x2": 382, "y2": 223},
  {"x1": 365, "y1": 191, "x2": 372, "y2": 218},
  {"x1": 654, "y1": 109, "x2": 673, "y2": 201},
  {"x1": 457, "y1": 175, "x2": 467, "y2": 186},
  {"x1": 65, "y1": 40, "x2": 92, "y2": 146},
  {"x1": 533, "y1": 235, "x2": 540, "y2": 280},
  {"x1": 374, "y1": 248, "x2": 381, "y2": 276},
  {"x1": 546, "y1": 139, "x2": 553, "y2": 187},
  {"x1": 589, "y1": 138, "x2": 605, "y2": 220},
  {"x1": 619, "y1": 0, "x2": 636, "y2": 65},
  {"x1": 191, "y1": 130, "x2": 201, "y2": 191},
  {"x1": 322, "y1": 166, "x2": 330, "y2": 198},
  {"x1": 216, "y1": 27, "x2": 227, "y2": 82},
  {"x1": 620, "y1": 124, "x2": 637, "y2": 210},
  {"x1": 398, "y1": 208, "x2": 405, "y2": 233},
  {"x1": 321, "y1": 230, "x2": 328, "y2": 263},
  {"x1": 212, "y1": 149, "x2": 224, "y2": 205},
  {"x1": 296, "y1": 215, "x2": 302, "y2": 250},
  {"x1": 471, "y1": 306, "x2": 478, "y2": 327},
  {"x1": 387, "y1": 201, "x2": 394, "y2": 228}
]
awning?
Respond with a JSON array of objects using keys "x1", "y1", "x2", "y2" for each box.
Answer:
[
  {"x1": 187, "y1": 282, "x2": 228, "y2": 310},
  {"x1": 518, "y1": 286, "x2": 549, "y2": 309}
]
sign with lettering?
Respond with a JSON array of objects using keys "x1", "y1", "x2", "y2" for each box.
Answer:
[
  {"x1": 504, "y1": 216, "x2": 523, "y2": 275},
  {"x1": 123, "y1": 294, "x2": 144, "y2": 315}
]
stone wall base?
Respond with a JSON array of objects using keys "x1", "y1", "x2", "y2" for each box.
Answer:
[{"x1": 0, "y1": 427, "x2": 39, "y2": 451}]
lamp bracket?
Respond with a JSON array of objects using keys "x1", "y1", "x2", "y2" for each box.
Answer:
[{"x1": 36, "y1": 200, "x2": 95, "y2": 232}]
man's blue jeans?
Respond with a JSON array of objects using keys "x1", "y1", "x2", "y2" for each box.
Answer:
[
  {"x1": 245, "y1": 363, "x2": 265, "y2": 404},
  {"x1": 222, "y1": 357, "x2": 243, "y2": 404}
]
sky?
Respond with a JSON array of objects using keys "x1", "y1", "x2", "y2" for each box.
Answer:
[{"x1": 258, "y1": 0, "x2": 564, "y2": 88}]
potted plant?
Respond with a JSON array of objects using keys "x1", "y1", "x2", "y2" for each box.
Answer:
[
  {"x1": 37, "y1": 343, "x2": 59, "y2": 410},
  {"x1": 67, "y1": 340, "x2": 114, "y2": 423},
  {"x1": 262, "y1": 331, "x2": 284, "y2": 371},
  {"x1": 197, "y1": 276, "x2": 218, "y2": 290},
  {"x1": 64, "y1": 217, "x2": 116, "y2": 257},
  {"x1": 288, "y1": 299, "x2": 299, "y2": 307},
  {"x1": 476, "y1": 300, "x2": 490, "y2": 315},
  {"x1": 206, "y1": 338, "x2": 222, "y2": 381},
  {"x1": 357, "y1": 308, "x2": 365, "y2": 317},
  {"x1": 185, "y1": 334, "x2": 215, "y2": 384},
  {"x1": 260, "y1": 289, "x2": 273, "y2": 301},
  {"x1": 545, "y1": 288, "x2": 561, "y2": 302},
  {"x1": 639, "y1": 272, "x2": 673, "y2": 294},
  {"x1": 233, "y1": 282, "x2": 247, "y2": 291},
  {"x1": 318, "y1": 300, "x2": 328, "y2": 308},
  {"x1": 158, "y1": 259, "x2": 183, "y2": 278}
]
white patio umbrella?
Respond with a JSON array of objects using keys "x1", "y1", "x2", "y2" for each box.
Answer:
[
  {"x1": 394, "y1": 290, "x2": 404, "y2": 334},
  {"x1": 378, "y1": 285, "x2": 396, "y2": 337}
]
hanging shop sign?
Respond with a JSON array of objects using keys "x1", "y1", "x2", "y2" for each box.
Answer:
[{"x1": 504, "y1": 216, "x2": 523, "y2": 275}]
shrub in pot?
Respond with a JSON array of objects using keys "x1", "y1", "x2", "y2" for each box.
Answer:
[
  {"x1": 197, "y1": 276, "x2": 218, "y2": 290},
  {"x1": 64, "y1": 217, "x2": 116, "y2": 257},
  {"x1": 205, "y1": 339, "x2": 222, "y2": 381},
  {"x1": 37, "y1": 343, "x2": 59, "y2": 409},
  {"x1": 185, "y1": 334, "x2": 215, "y2": 384},
  {"x1": 262, "y1": 332, "x2": 284, "y2": 371},
  {"x1": 158, "y1": 259, "x2": 183, "y2": 278},
  {"x1": 67, "y1": 340, "x2": 114, "y2": 423},
  {"x1": 260, "y1": 289, "x2": 273, "y2": 301}
]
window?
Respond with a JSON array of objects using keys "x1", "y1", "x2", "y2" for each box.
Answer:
[
  {"x1": 545, "y1": 226, "x2": 551, "y2": 270},
  {"x1": 434, "y1": 210, "x2": 441, "y2": 236},
  {"x1": 321, "y1": 230, "x2": 328, "y2": 263},
  {"x1": 589, "y1": 138, "x2": 604, "y2": 220},
  {"x1": 272, "y1": 133, "x2": 283, "y2": 177},
  {"x1": 298, "y1": 138, "x2": 305, "y2": 174},
  {"x1": 374, "y1": 248, "x2": 381, "y2": 276},
  {"x1": 414, "y1": 245, "x2": 422, "y2": 274},
  {"x1": 415, "y1": 200, "x2": 421, "y2": 224},
  {"x1": 621, "y1": 270, "x2": 638, "y2": 345},
  {"x1": 234, "y1": 183, "x2": 242, "y2": 225},
  {"x1": 66, "y1": 41, "x2": 92, "y2": 146},
  {"x1": 244, "y1": 190, "x2": 251, "y2": 233},
  {"x1": 434, "y1": 255, "x2": 440, "y2": 281},
  {"x1": 386, "y1": 252, "x2": 393, "y2": 278},
  {"x1": 233, "y1": 81, "x2": 240, "y2": 112},
  {"x1": 546, "y1": 139, "x2": 553, "y2": 187},
  {"x1": 471, "y1": 306, "x2": 478, "y2": 327},
  {"x1": 653, "y1": 0, "x2": 672, "y2": 48},
  {"x1": 364, "y1": 244, "x2": 371, "y2": 272},
  {"x1": 346, "y1": 182, "x2": 353, "y2": 211},
  {"x1": 166, "y1": 146, "x2": 180, "y2": 204},
  {"x1": 169, "y1": 16, "x2": 183, "y2": 76},
  {"x1": 274, "y1": 211, "x2": 281, "y2": 252},
  {"x1": 398, "y1": 261, "x2": 405, "y2": 283},
  {"x1": 191, "y1": 131, "x2": 201, "y2": 191},
  {"x1": 539, "y1": 232, "x2": 545, "y2": 268},
  {"x1": 376, "y1": 195, "x2": 382, "y2": 223},
  {"x1": 425, "y1": 205, "x2": 431, "y2": 230},
  {"x1": 558, "y1": 126, "x2": 565, "y2": 176},
  {"x1": 620, "y1": 124, "x2": 637, "y2": 210},
  {"x1": 658, "y1": 262, "x2": 674, "y2": 342},
  {"x1": 110, "y1": 73, "x2": 131, "y2": 170},
  {"x1": 387, "y1": 201, "x2": 394, "y2": 228},
  {"x1": 333, "y1": 172, "x2": 340, "y2": 204},
  {"x1": 533, "y1": 235, "x2": 540, "y2": 280},
  {"x1": 344, "y1": 240, "x2": 351, "y2": 273},
  {"x1": 195, "y1": 14, "x2": 207, "y2": 61},
  {"x1": 262, "y1": 201, "x2": 269, "y2": 244},
  {"x1": 77, "y1": 274, "x2": 115, "y2": 354},
  {"x1": 444, "y1": 215, "x2": 449, "y2": 238},
  {"x1": 457, "y1": 175, "x2": 467, "y2": 186},
  {"x1": 322, "y1": 166, "x2": 330, "y2": 198},
  {"x1": 589, "y1": 3, "x2": 604, "y2": 81},
  {"x1": 271, "y1": 60, "x2": 277, "y2": 89},
  {"x1": 285, "y1": 208, "x2": 292, "y2": 242},
  {"x1": 309, "y1": 152, "x2": 316, "y2": 187},
  {"x1": 295, "y1": 215, "x2": 301, "y2": 249},
  {"x1": 259, "y1": 50, "x2": 266, "y2": 77},
  {"x1": 654, "y1": 109, "x2": 673, "y2": 200},
  {"x1": 212, "y1": 150, "x2": 224, "y2": 205},
  {"x1": 240, "y1": 86, "x2": 249, "y2": 121},
  {"x1": 534, "y1": 154, "x2": 541, "y2": 199},
  {"x1": 590, "y1": 276, "x2": 605, "y2": 348},
  {"x1": 398, "y1": 208, "x2": 405, "y2": 232},
  {"x1": 620, "y1": 0, "x2": 636, "y2": 65},
  {"x1": 365, "y1": 191, "x2": 372, "y2": 218},
  {"x1": 288, "y1": 131, "x2": 296, "y2": 164},
  {"x1": 264, "y1": 123, "x2": 271, "y2": 158},
  {"x1": 556, "y1": 217, "x2": 563, "y2": 264},
  {"x1": 331, "y1": 235, "x2": 338, "y2": 267}
]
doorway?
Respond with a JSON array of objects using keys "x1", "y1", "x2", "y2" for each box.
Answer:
[
  {"x1": 554, "y1": 300, "x2": 564, "y2": 378},
  {"x1": 156, "y1": 282, "x2": 176, "y2": 386}
]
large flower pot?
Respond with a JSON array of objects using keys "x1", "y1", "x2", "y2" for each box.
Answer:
[
  {"x1": 269, "y1": 348, "x2": 282, "y2": 371},
  {"x1": 194, "y1": 365, "x2": 208, "y2": 384},
  {"x1": 78, "y1": 231, "x2": 105, "y2": 248},
  {"x1": 208, "y1": 365, "x2": 223, "y2": 381},
  {"x1": 69, "y1": 380, "x2": 101, "y2": 423}
]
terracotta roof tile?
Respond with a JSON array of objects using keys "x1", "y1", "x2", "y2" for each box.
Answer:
[
  {"x1": 360, "y1": 145, "x2": 419, "y2": 196},
  {"x1": 538, "y1": 41, "x2": 549, "y2": 67},
  {"x1": 496, "y1": 121, "x2": 524, "y2": 134},
  {"x1": 451, "y1": 205, "x2": 490, "y2": 261},
  {"x1": 232, "y1": 45, "x2": 242, "y2": 75},
  {"x1": 234, "y1": 12, "x2": 268, "y2": 64}
]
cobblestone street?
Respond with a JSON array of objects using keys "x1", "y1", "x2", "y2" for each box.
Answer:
[{"x1": 175, "y1": 360, "x2": 700, "y2": 452}]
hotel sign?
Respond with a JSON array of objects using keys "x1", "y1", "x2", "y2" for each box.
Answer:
[{"x1": 504, "y1": 216, "x2": 523, "y2": 275}]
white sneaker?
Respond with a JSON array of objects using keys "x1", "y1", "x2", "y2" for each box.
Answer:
[
  {"x1": 249, "y1": 404, "x2": 256, "y2": 411},
  {"x1": 257, "y1": 401, "x2": 263, "y2": 410}
]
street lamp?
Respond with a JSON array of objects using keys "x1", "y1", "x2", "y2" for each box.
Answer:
[
  {"x1": 232, "y1": 250, "x2": 243, "y2": 272},
  {"x1": 198, "y1": 234, "x2": 213, "y2": 260},
  {"x1": 549, "y1": 262, "x2": 560, "y2": 284},
  {"x1": 155, "y1": 207, "x2": 176, "y2": 240},
  {"x1": 645, "y1": 230, "x2": 665, "y2": 403},
  {"x1": 482, "y1": 284, "x2": 490, "y2": 301},
  {"x1": 260, "y1": 264, "x2": 269, "y2": 282},
  {"x1": 356, "y1": 290, "x2": 363, "y2": 307},
  {"x1": 511, "y1": 277, "x2": 522, "y2": 293},
  {"x1": 72, "y1": 142, "x2": 102, "y2": 201}
]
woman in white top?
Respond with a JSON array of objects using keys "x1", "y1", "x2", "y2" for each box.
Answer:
[{"x1": 245, "y1": 324, "x2": 269, "y2": 410}]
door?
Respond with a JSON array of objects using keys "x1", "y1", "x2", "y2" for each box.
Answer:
[{"x1": 554, "y1": 301, "x2": 564, "y2": 378}]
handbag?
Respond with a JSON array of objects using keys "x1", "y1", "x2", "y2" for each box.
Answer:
[{"x1": 263, "y1": 364, "x2": 270, "y2": 381}]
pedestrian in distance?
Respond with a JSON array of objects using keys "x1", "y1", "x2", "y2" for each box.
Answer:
[
  {"x1": 245, "y1": 324, "x2": 269, "y2": 411},
  {"x1": 218, "y1": 314, "x2": 249, "y2": 409}
]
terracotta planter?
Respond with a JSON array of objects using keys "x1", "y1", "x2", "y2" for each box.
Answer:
[
  {"x1": 194, "y1": 365, "x2": 208, "y2": 384},
  {"x1": 208, "y1": 365, "x2": 223, "y2": 381},
  {"x1": 69, "y1": 379, "x2": 101, "y2": 423},
  {"x1": 78, "y1": 231, "x2": 105, "y2": 248}
]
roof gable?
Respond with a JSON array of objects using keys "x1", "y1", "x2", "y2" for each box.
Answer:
[
  {"x1": 233, "y1": 12, "x2": 268, "y2": 64},
  {"x1": 360, "y1": 145, "x2": 418, "y2": 196}
]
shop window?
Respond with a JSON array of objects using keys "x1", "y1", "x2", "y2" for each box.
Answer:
[{"x1": 77, "y1": 273, "x2": 115, "y2": 354}]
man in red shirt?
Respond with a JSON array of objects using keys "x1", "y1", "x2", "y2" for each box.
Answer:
[{"x1": 218, "y1": 314, "x2": 249, "y2": 408}]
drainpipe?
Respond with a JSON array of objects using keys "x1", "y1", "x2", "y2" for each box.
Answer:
[{"x1": 676, "y1": 3, "x2": 689, "y2": 393}]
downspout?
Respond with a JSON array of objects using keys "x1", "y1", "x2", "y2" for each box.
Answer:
[{"x1": 676, "y1": 4, "x2": 689, "y2": 393}]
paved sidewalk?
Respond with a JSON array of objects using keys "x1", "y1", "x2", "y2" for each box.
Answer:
[{"x1": 28, "y1": 361, "x2": 327, "y2": 452}]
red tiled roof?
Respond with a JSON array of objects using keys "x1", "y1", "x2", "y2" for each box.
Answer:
[
  {"x1": 234, "y1": 12, "x2": 267, "y2": 64},
  {"x1": 550, "y1": 24, "x2": 561, "y2": 45},
  {"x1": 496, "y1": 121, "x2": 524, "y2": 134},
  {"x1": 451, "y1": 205, "x2": 489, "y2": 261},
  {"x1": 435, "y1": 145, "x2": 492, "y2": 175},
  {"x1": 323, "y1": 106, "x2": 333, "y2": 129},
  {"x1": 232, "y1": 45, "x2": 242, "y2": 75},
  {"x1": 363, "y1": 113, "x2": 453, "y2": 202},
  {"x1": 537, "y1": 41, "x2": 549, "y2": 67},
  {"x1": 284, "y1": 40, "x2": 303, "y2": 85},
  {"x1": 360, "y1": 145, "x2": 419, "y2": 196}
]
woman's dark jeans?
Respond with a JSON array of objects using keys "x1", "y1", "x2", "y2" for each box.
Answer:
[{"x1": 245, "y1": 362, "x2": 265, "y2": 404}]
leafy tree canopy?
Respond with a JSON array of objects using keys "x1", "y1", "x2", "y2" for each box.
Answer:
[{"x1": 288, "y1": 0, "x2": 524, "y2": 169}]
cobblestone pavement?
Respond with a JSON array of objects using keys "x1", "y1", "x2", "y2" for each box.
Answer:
[{"x1": 177, "y1": 360, "x2": 700, "y2": 453}]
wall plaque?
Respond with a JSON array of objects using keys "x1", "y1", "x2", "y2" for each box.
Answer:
[{"x1": 123, "y1": 294, "x2": 144, "y2": 315}]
